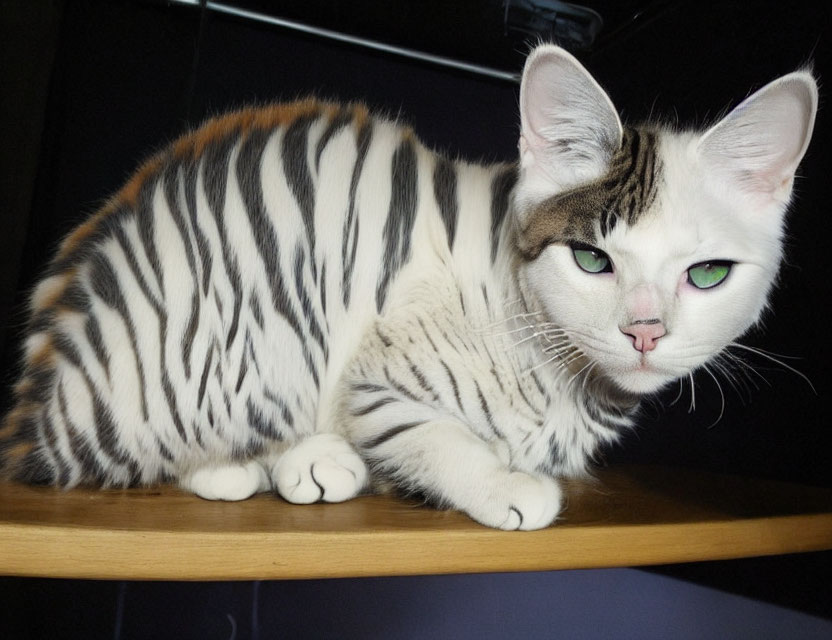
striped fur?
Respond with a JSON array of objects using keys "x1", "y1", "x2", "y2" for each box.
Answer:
[
  {"x1": 0, "y1": 45, "x2": 817, "y2": 529},
  {"x1": 518, "y1": 127, "x2": 661, "y2": 259}
]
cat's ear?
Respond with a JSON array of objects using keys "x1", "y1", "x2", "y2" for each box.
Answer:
[
  {"x1": 698, "y1": 71, "x2": 818, "y2": 205},
  {"x1": 518, "y1": 45, "x2": 623, "y2": 206}
]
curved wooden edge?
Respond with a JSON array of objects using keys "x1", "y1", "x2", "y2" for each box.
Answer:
[
  {"x1": 2, "y1": 514, "x2": 831, "y2": 581},
  {"x1": 1, "y1": 465, "x2": 831, "y2": 580}
]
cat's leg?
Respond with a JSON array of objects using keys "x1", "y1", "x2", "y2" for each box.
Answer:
[
  {"x1": 344, "y1": 384, "x2": 561, "y2": 530},
  {"x1": 268, "y1": 432, "x2": 369, "y2": 504},
  {"x1": 180, "y1": 460, "x2": 271, "y2": 501},
  {"x1": 356, "y1": 417, "x2": 560, "y2": 530}
]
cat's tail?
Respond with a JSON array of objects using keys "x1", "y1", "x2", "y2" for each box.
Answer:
[
  {"x1": 0, "y1": 337, "x2": 62, "y2": 485},
  {"x1": 2, "y1": 261, "x2": 145, "y2": 488},
  {"x1": 1, "y1": 267, "x2": 81, "y2": 486}
]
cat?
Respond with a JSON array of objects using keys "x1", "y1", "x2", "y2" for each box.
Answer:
[{"x1": 0, "y1": 44, "x2": 817, "y2": 530}]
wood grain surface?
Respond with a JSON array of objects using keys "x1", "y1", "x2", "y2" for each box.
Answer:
[{"x1": 1, "y1": 465, "x2": 830, "y2": 580}]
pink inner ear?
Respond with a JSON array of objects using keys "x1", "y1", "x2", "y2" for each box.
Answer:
[
  {"x1": 521, "y1": 61, "x2": 566, "y2": 151},
  {"x1": 520, "y1": 48, "x2": 621, "y2": 159},
  {"x1": 734, "y1": 136, "x2": 801, "y2": 201},
  {"x1": 700, "y1": 75, "x2": 816, "y2": 202},
  {"x1": 754, "y1": 158, "x2": 796, "y2": 197}
]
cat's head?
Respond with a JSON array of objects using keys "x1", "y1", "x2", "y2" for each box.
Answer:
[{"x1": 514, "y1": 45, "x2": 817, "y2": 395}]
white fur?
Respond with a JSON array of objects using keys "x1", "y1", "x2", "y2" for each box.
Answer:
[
  {"x1": 181, "y1": 460, "x2": 270, "y2": 501},
  {"x1": 519, "y1": 51, "x2": 817, "y2": 396},
  {"x1": 271, "y1": 433, "x2": 367, "y2": 504}
]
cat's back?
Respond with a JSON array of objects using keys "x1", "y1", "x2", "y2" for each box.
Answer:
[{"x1": 0, "y1": 98, "x2": 456, "y2": 487}]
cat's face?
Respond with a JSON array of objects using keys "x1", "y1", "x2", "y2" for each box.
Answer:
[
  {"x1": 514, "y1": 46, "x2": 817, "y2": 395},
  {"x1": 521, "y1": 133, "x2": 782, "y2": 394}
]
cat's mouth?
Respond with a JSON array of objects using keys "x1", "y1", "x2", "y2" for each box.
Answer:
[
  {"x1": 558, "y1": 330, "x2": 678, "y2": 394},
  {"x1": 607, "y1": 356, "x2": 678, "y2": 395},
  {"x1": 634, "y1": 357, "x2": 658, "y2": 373}
]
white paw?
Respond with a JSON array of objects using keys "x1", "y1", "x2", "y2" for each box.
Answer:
[
  {"x1": 469, "y1": 472, "x2": 562, "y2": 531},
  {"x1": 181, "y1": 460, "x2": 269, "y2": 501},
  {"x1": 272, "y1": 433, "x2": 368, "y2": 504}
]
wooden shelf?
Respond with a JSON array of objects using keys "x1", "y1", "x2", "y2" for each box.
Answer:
[{"x1": 1, "y1": 465, "x2": 830, "y2": 581}]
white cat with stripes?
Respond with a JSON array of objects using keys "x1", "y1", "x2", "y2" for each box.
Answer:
[{"x1": 2, "y1": 45, "x2": 816, "y2": 530}]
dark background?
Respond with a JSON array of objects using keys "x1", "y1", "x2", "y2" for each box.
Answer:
[{"x1": 1, "y1": 0, "x2": 830, "y2": 637}]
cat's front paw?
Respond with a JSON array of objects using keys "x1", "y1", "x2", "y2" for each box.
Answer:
[
  {"x1": 180, "y1": 460, "x2": 270, "y2": 501},
  {"x1": 469, "y1": 472, "x2": 562, "y2": 531},
  {"x1": 272, "y1": 433, "x2": 368, "y2": 504}
]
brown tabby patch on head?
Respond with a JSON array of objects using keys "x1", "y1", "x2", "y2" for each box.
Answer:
[{"x1": 518, "y1": 127, "x2": 661, "y2": 259}]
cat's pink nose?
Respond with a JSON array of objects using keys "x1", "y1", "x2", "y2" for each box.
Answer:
[{"x1": 620, "y1": 320, "x2": 666, "y2": 353}]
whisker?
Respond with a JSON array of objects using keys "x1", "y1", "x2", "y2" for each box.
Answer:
[
  {"x1": 720, "y1": 350, "x2": 771, "y2": 388},
  {"x1": 729, "y1": 343, "x2": 804, "y2": 361},
  {"x1": 530, "y1": 347, "x2": 583, "y2": 377},
  {"x1": 511, "y1": 330, "x2": 567, "y2": 349},
  {"x1": 542, "y1": 345, "x2": 574, "y2": 358},
  {"x1": 727, "y1": 343, "x2": 816, "y2": 394},
  {"x1": 711, "y1": 355, "x2": 750, "y2": 404},
  {"x1": 542, "y1": 335, "x2": 573, "y2": 348},
  {"x1": 487, "y1": 324, "x2": 538, "y2": 337},
  {"x1": 482, "y1": 324, "x2": 565, "y2": 344},
  {"x1": 524, "y1": 353, "x2": 562, "y2": 374},
  {"x1": 688, "y1": 372, "x2": 696, "y2": 413},
  {"x1": 581, "y1": 362, "x2": 598, "y2": 392},
  {"x1": 559, "y1": 352, "x2": 585, "y2": 371},
  {"x1": 566, "y1": 360, "x2": 594, "y2": 392},
  {"x1": 668, "y1": 378, "x2": 685, "y2": 407},
  {"x1": 476, "y1": 311, "x2": 549, "y2": 333},
  {"x1": 701, "y1": 364, "x2": 726, "y2": 428}
]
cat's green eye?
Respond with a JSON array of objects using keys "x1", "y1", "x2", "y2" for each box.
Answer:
[
  {"x1": 572, "y1": 245, "x2": 612, "y2": 274},
  {"x1": 687, "y1": 261, "x2": 733, "y2": 289}
]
